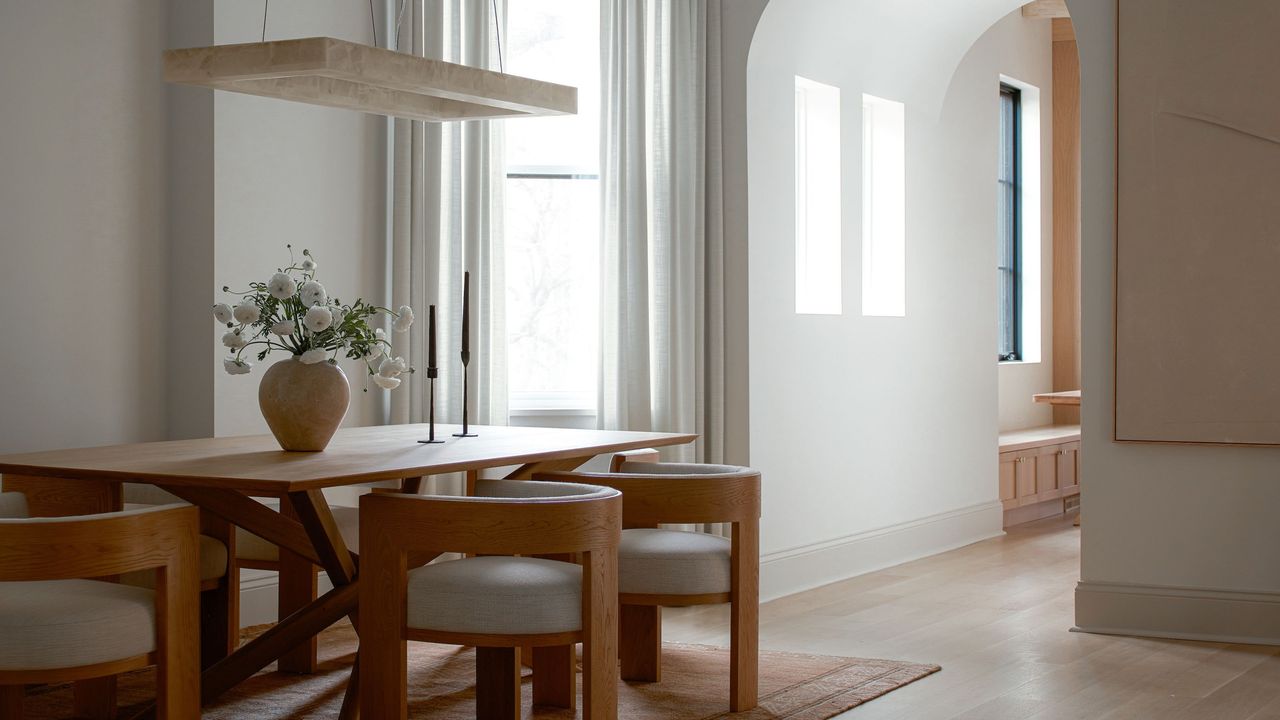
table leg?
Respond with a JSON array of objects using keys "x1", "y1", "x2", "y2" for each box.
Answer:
[
  {"x1": 201, "y1": 581, "x2": 360, "y2": 703},
  {"x1": 503, "y1": 456, "x2": 594, "y2": 480},
  {"x1": 278, "y1": 497, "x2": 319, "y2": 674}
]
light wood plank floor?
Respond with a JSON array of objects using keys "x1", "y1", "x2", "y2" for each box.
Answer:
[{"x1": 665, "y1": 514, "x2": 1280, "y2": 719}]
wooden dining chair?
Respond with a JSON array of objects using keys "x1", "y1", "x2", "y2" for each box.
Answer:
[
  {"x1": 0, "y1": 496, "x2": 201, "y2": 719},
  {"x1": 359, "y1": 478, "x2": 622, "y2": 720},
  {"x1": 536, "y1": 456, "x2": 762, "y2": 712},
  {"x1": 122, "y1": 483, "x2": 358, "y2": 672}
]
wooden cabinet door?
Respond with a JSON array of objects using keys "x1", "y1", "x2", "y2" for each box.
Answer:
[
  {"x1": 1014, "y1": 452, "x2": 1037, "y2": 501},
  {"x1": 999, "y1": 454, "x2": 1017, "y2": 502},
  {"x1": 1057, "y1": 443, "x2": 1079, "y2": 489},
  {"x1": 1036, "y1": 451, "x2": 1058, "y2": 495}
]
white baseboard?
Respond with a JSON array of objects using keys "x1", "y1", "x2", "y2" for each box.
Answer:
[
  {"x1": 759, "y1": 501, "x2": 1005, "y2": 603},
  {"x1": 1075, "y1": 581, "x2": 1280, "y2": 646},
  {"x1": 235, "y1": 505, "x2": 1005, "y2": 622}
]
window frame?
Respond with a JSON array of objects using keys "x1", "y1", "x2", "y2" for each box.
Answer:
[{"x1": 998, "y1": 83, "x2": 1023, "y2": 363}]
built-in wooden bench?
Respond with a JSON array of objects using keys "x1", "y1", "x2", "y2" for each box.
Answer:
[{"x1": 999, "y1": 425, "x2": 1080, "y2": 527}]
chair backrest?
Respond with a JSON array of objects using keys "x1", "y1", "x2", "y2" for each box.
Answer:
[
  {"x1": 360, "y1": 480, "x2": 621, "y2": 558},
  {"x1": 0, "y1": 491, "x2": 28, "y2": 519},
  {"x1": 535, "y1": 463, "x2": 761, "y2": 526},
  {"x1": 0, "y1": 503, "x2": 200, "y2": 582}
]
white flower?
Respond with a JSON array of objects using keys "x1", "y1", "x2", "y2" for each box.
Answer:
[
  {"x1": 267, "y1": 272, "x2": 297, "y2": 300},
  {"x1": 393, "y1": 305, "x2": 415, "y2": 333},
  {"x1": 271, "y1": 320, "x2": 294, "y2": 337},
  {"x1": 212, "y1": 303, "x2": 234, "y2": 324},
  {"x1": 233, "y1": 299, "x2": 260, "y2": 324},
  {"x1": 371, "y1": 373, "x2": 401, "y2": 390},
  {"x1": 299, "y1": 280, "x2": 327, "y2": 307},
  {"x1": 221, "y1": 329, "x2": 248, "y2": 349},
  {"x1": 299, "y1": 348, "x2": 328, "y2": 365},
  {"x1": 223, "y1": 357, "x2": 253, "y2": 375},
  {"x1": 303, "y1": 305, "x2": 333, "y2": 333},
  {"x1": 378, "y1": 355, "x2": 409, "y2": 377},
  {"x1": 301, "y1": 258, "x2": 317, "y2": 272},
  {"x1": 367, "y1": 329, "x2": 386, "y2": 360}
]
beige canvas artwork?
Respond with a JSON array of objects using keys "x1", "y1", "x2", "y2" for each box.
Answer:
[{"x1": 1116, "y1": 0, "x2": 1280, "y2": 444}]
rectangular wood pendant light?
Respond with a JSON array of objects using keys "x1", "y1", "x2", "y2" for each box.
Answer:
[{"x1": 164, "y1": 37, "x2": 576, "y2": 122}]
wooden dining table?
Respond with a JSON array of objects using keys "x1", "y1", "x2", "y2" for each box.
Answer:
[{"x1": 0, "y1": 423, "x2": 696, "y2": 717}]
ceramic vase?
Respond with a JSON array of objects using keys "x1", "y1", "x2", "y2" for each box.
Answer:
[{"x1": 258, "y1": 356, "x2": 350, "y2": 451}]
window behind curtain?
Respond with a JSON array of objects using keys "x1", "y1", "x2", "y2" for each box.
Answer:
[
  {"x1": 504, "y1": 0, "x2": 601, "y2": 415},
  {"x1": 997, "y1": 84, "x2": 1021, "y2": 362}
]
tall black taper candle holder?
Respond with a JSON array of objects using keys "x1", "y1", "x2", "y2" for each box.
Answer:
[
  {"x1": 418, "y1": 368, "x2": 445, "y2": 444},
  {"x1": 452, "y1": 350, "x2": 477, "y2": 437},
  {"x1": 418, "y1": 304, "x2": 446, "y2": 444}
]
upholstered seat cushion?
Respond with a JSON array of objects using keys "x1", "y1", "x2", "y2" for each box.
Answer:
[
  {"x1": 406, "y1": 556, "x2": 582, "y2": 636},
  {"x1": 236, "y1": 503, "x2": 361, "y2": 562},
  {"x1": 119, "y1": 535, "x2": 229, "y2": 589},
  {"x1": 0, "y1": 579, "x2": 155, "y2": 670},
  {"x1": 619, "y1": 528, "x2": 731, "y2": 596}
]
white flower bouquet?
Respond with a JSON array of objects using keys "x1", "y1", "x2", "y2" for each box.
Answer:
[{"x1": 215, "y1": 246, "x2": 414, "y2": 389}]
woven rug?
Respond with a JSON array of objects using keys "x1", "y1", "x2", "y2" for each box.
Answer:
[{"x1": 23, "y1": 623, "x2": 938, "y2": 719}]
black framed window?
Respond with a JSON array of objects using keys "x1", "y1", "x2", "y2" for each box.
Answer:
[{"x1": 997, "y1": 84, "x2": 1021, "y2": 362}]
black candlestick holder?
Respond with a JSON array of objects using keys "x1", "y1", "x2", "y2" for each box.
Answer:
[
  {"x1": 453, "y1": 350, "x2": 477, "y2": 437},
  {"x1": 417, "y1": 369, "x2": 445, "y2": 444}
]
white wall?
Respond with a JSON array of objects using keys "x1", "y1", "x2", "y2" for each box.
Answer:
[
  {"x1": 1071, "y1": 0, "x2": 1280, "y2": 643},
  {"x1": 211, "y1": 0, "x2": 387, "y2": 437},
  {"x1": 0, "y1": 1, "x2": 170, "y2": 454},
  {"x1": 746, "y1": 1, "x2": 1048, "y2": 600}
]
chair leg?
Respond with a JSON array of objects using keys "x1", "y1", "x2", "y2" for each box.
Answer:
[
  {"x1": 1, "y1": 685, "x2": 24, "y2": 718},
  {"x1": 730, "y1": 520, "x2": 760, "y2": 712},
  {"x1": 583, "y1": 550, "x2": 618, "y2": 720},
  {"x1": 619, "y1": 604, "x2": 661, "y2": 682},
  {"x1": 201, "y1": 581, "x2": 237, "y2": 669},
  {"x1": 278, "y1": 499, "x2": 319, "y2": 674},
  {"x1": 531, "y1": 644, "x2": 576, "y2": 710},
  {"x1": 475, "y1": 646, "x2": 521, "y2": 720},
  {"x1": 72, "y1": 676, "x2": 117, "y2": 719}
]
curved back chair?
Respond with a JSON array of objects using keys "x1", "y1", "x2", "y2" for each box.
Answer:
[
  {"x1": 359, "y1": 479, "x2": 622, "y2": 720},
  {"x1": 536, "y1": 458, "x2": 762, "y2": 712},
  {"x1": 0, "y1": 498, "x2": 201, "y2": 719},
  {"x1": 122, "y1": 482, "x2": 360, "y2": 673}
]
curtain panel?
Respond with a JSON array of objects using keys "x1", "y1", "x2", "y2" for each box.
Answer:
[
  {"x1": 388, "y1": 0, "x2": 508, "y2": 455},
  {"x1": 599, "y1": 0, "x2": 726, "y2": 465}
]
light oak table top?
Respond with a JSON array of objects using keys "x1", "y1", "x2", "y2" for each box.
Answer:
[{"x1": 0, "y1": 424, "x2": 698, "y2": 494}]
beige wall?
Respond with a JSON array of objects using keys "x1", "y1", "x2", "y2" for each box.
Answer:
[
  {"x1": 0, "y1": 1, "x2": 170, "y2": 453},
  {"x1": 211, "y1": 0, "x2": 387, "y2": 438},
  {"x1": 1071, "y1": 0, "x2": 1280, "y2": 643}
]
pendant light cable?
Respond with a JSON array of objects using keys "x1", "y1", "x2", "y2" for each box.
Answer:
[
  {"x1": 368, "y1": 0, "x2": 378, "y2": 47},
  {"x1": 492, "y1": 0, "x2": 504, "y2": 72},
  {"x1": 261, "y1": 0, "x2": 269, "y2": 42}
]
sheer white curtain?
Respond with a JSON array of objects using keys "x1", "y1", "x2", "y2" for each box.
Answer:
[
  {"x1": 389, "y1": 0, "x2": 508, "y2": 494},
  {"x1": 599, "y1": 0, "x2": 726, "y2": 465}
]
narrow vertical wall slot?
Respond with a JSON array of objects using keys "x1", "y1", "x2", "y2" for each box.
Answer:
[
  {"x1": 794, "y1": 76, "x2": 842, "y2": 315},
  {"x1": 861, "y1": 93, "x2": 906, "y2": 317}
]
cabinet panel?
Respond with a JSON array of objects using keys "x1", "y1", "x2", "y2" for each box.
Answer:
[
  {"x1": 1057, "y1": 445, "x2": 1078, "y2": 489},
  {"x1": 1036, "y1": 452, "x2": 1058, "y2": 494},
  {"x1": 1014, "y1": 454, "x2": 1037, "y2": 500}
]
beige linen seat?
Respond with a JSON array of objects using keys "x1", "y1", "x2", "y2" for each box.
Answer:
[
  {"x1": 0, "y1": 493, "x2": 201, "y2": 719},
  {"x1": 537, "y1": 452, "x2": 762, "y2": 713},
  {"x1": 360, "y1": 479, "x2": 622, "y2": 720}
]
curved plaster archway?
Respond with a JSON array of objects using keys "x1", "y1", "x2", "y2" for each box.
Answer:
[{"x1": 745, "y1": 0, "x2": 1063, "y2": 598}]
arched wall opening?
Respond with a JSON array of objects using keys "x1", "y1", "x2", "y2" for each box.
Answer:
[{"x1": 746, "y1": 0, "x2": 1079, "y2": 599}]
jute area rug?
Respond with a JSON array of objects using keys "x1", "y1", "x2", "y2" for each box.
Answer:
[{"x1": 24, "y1": 623, "x2": 938, "y2": 719}]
